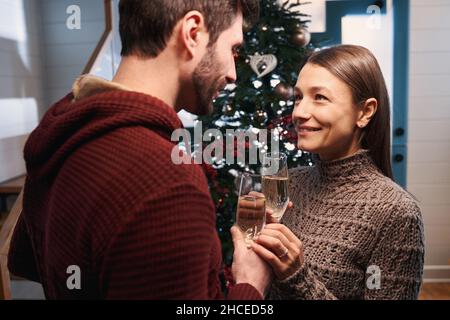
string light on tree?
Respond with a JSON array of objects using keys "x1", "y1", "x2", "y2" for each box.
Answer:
[
  {"x1": 223, "y1": 104, "x2": 235, "y2": 117},
  {"x1": 254, "y1": 109, "x2": 268, "y2": 125}
]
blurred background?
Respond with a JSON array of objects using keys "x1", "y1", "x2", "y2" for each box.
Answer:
[{"x1": 0, "y1": 0, "x2": 448, "y2": 299}]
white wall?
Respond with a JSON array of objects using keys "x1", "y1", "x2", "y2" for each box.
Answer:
[
  {"x1": 0, "y1": 0, "x2": 106, "y2": 182},
  {"x1": 40, "y1": 0, "x2": 104, "y2": 107},
  {"x1": 341, "y1": 0, "x2": 394, "y2": 110},
  {"x1": 408, "y1": 0, "x2": 450, "y2": 281},
  {"x1": 0, "y1": 0, "x2": 44, "y2": 182}
]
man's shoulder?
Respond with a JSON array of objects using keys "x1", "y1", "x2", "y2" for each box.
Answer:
[
  {"x1": 90, "y1": 125, "x2": 204, "y2": 178},
  {"x1": 56, "y1": 125, "x2": 213, "y2": 256},
  {"x1": 60, "y1": 124, "x2": 210, "y2": 204}
]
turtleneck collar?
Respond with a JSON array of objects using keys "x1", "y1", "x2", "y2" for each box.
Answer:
[{"x1": 314, "y1": 149, "x2": 380, "y2": 181}]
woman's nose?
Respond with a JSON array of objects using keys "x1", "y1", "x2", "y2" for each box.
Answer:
[{"x1": 292, "y1": 100, "x2": 312, "y2": 121}]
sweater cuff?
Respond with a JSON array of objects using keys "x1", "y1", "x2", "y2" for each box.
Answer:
[
  {"x1": 227, "y1": 283, "x2": 263, "y2": 300},
  {"x1": 274, "y1": 261, "x2": 310, "y2": 294},
  {"x1": 282, "y1": 260, "x2": 308, "y2": 283}
]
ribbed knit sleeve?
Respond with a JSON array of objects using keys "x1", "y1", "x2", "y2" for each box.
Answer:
[
  {"x1": 99, "y1": 182, "x2": 216, "y2": 299},
  {"x1": 268, "y1": 262, "x2": 337, "y2": 300},
  {"x1": 8, "y1": 214, "x2": 40, "y2": 283},
  {"x1": 99, "y1": 182, "x2": 262, "y2": 300},
  {"x1": 364, "y1": 200, "x2": 425, "y2": 300},
  {"x1": 228, "y1": 284, "x2": 262, "y2": 300}
]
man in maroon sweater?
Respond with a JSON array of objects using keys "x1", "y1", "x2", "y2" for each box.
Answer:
[{"x1": 8, "y1": 0, "x2": 272, "y2": 299}]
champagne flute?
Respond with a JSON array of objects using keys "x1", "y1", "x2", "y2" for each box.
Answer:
[
  {"x1": 261, "y1": 152, "x2": 289, "y2": 222},
  {"x1": 235, "y1": 173, "x2": 266, "y2": 245}
]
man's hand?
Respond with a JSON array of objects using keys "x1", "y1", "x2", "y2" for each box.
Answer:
[
  {"x1": 230, "y1": 226, "x2": 273, "y2": 298},
  {"x1": 245, "y1": 191, "x2": 293, "y2": 224}
]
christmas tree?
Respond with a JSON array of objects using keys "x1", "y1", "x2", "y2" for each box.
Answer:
[{"x1": 198, "y1": 0, "x2": 317, "y2": 264}]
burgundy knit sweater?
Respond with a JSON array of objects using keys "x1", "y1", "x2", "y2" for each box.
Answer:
[{"x1": 8, "y1": 78, "x2": 261, "y2": 300}]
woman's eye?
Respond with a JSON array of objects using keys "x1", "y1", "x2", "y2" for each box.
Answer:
[
  {"x1": 294, "y1": 95, "x2": 303, "y2": 104},
  {"x1": 315, "y1": 94, "x2": 328, "y2": 101}
]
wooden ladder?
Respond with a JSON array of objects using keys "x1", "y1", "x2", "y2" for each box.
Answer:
[{"x1": 0, "y1": 189, "x2": 23, "y2": 300}]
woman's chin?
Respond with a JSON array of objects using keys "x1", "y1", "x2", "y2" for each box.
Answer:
[{"x1": 297, "y1": 142, "x2": 317, "y2": 154}]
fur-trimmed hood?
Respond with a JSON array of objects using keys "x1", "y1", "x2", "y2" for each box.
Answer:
[{"x1": 24, "y1": 75, "x2": 183, "y2": 179}]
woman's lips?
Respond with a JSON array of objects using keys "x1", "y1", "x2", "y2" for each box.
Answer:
[{"x1": 297, "y1": 126, "x2": 322, "y2": 135}]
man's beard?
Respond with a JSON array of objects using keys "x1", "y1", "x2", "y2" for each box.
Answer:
[{"x1": 192, "y1": 45, "x2": 226, "y2": 115}]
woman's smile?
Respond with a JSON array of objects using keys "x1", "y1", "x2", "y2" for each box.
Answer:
[{"x1": 296, "y1": 125, "x2": 322, "y2": 136}]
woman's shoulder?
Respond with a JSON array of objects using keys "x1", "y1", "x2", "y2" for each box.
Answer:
[
  {"x1": 374, "y1": 177, "x2": 424, "y2": 251},
  {"x1": 370, "y1": 173, "x2": 422, "y2": 222}
]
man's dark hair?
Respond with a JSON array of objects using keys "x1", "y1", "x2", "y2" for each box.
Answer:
[{"x1": 119, "y1": 0, "x2": 260, "y2": 57}]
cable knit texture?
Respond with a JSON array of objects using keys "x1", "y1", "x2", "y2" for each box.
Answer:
[
  {"x1": 268, "y1": 150, "x2": 425, "y2": 300},
  {"x1": 8, "y1": 75, "x2": 262, "y2": 300}
]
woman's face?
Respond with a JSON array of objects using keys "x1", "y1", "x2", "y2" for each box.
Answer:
[{"x1": 292, "y1": 63, "x2": 363, "y2": 161}]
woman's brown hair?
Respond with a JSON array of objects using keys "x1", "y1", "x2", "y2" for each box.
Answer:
[{"x1": 307, "y1": 45, "x2": 393, "y2": 179}]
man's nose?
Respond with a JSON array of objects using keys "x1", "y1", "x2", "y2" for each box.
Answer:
[{"x1": 226, "y1": 59, "x2": 237, "y2": 83}]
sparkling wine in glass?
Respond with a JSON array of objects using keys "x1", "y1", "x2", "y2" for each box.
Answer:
[
  {"x1": 261, "y1": 152, "x2": 289, "y2": 222},
  {"x1": 235, "y1": 174, "x2": 266, "y2": 245}
]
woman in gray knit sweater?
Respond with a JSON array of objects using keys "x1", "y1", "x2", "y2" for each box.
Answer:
[{"x1": 251, "y1": 45, "x2": 425, "y2": 300}]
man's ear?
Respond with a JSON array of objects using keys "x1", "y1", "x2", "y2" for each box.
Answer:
[
  {"x1": 179, "y1": 10, "x2": 208, "y2": 58},
  {"x1": 357, "y1": 98, "x2": 378, "y2": 128}
]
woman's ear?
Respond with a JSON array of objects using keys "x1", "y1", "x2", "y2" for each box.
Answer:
[
  {"x1": 357, "y1": 98, "x2": 378, "y2": 128},
  {"x1": 179, "y1": 10, "x2": 208, "y2": 58}
]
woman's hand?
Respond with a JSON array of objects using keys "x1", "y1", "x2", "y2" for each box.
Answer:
[
  {"x1": 265, "y1": 202, "x2": 294, "y2": 224},
  {"x1": 251, "y1": 224, "x2": 305, "y2": 280}
]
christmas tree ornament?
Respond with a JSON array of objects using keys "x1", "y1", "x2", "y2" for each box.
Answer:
[
  {"x1": 249, "y1": 53, "x2": 278, "y2": 78},
  {"x1": 274, "y1": 82, "x2": 294, "y2": 100},
  {"x1": 290, "y1": 26, "x2": 311, "y2": 47}
]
